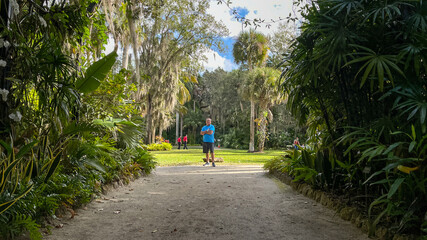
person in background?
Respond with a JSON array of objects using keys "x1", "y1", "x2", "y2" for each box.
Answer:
[
  {"x1": 177, "y1": 136, "x2": 182, "y2": 149},
  {"x1": 183, "y1": 134, "x2": 188, "y2": 149},
  {"x1": 200, "y1": 118, "x2": 215, "y2": 167},
  {"x1": 293, "y1": 137, "x2": 300, "y2": 150}
]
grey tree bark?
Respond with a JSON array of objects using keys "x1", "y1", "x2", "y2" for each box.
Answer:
[
  {"x1": 180, "y1": 113, "x2": 183, "y2": 139},
  {"x1": 249, "y1": 100, "x2": 255, "y2": 152},
  {"x1": 127, "y1": 2, "x2": 140, "y2": 92},
  {"x1": 176, "y1": 112, "x2": 179, "y2": 145},
  {"x1": 122, "y1": 43, "x2": 129, "y2": 69}
]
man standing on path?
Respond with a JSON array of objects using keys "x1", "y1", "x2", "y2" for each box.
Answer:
[
  {"x1": 200, "y1": 118, "x2": 215, "y2": 167},
  {"x1": 177, "y1": 136, "x2": 182, "y2": 149},
  {"x1": 183, "y1": 135, "x2": 188, "y2": 149}
]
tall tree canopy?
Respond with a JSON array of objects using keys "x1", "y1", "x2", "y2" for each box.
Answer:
[
  {"x1": 233, "y1": 29, "x2": 269, "y2": 152},
  {"x1": 138, "y1": 0, "x2": 228, "y2": 143}
]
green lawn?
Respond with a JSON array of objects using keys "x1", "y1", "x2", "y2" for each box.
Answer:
[{"x1": 151, "y1": 146, "x2": 283, "y2": 166}]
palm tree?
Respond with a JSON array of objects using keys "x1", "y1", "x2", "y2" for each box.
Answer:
[
  {"x1": 233, "y1": 29, "x2": 268, "y2": 71},
  {"x1": 248, "y1": 67, "x2": 283, "y2": 152},
  {"x1": 233, "y1": 29, "x2": 268, "y2": 152}
]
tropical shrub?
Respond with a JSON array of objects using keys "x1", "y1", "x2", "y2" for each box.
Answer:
[
  {"x1": 0, "y1": 11, "x2": 146, "y2": 237},
  {"x1": 146, "y1": 142, "x2": 173, "y2": 151},
  {"x1": 0, "y1": 135, "x2": 156, "y2": 239},
  {"x1": 132, "y1": 147, "x2": 157, "y2": 174},
  {"x1": 264, "y1": 131, "x2": 298, "y2": 149},
  {"x1": 277, "y1": 0, "x2": 427, "y2": 236},
  {"x1": 222, "y1": 128, "x2": 250, "y2": 149}
]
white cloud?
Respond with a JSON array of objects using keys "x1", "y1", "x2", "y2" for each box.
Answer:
[
  {"x1": 208, "y1": 0, "x2": 295, "y2": 37},
  {"x1": 202, "y1": 48, "x2": 238, "y2": 72}
]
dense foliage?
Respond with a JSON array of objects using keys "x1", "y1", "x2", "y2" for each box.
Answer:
[
  {"x1": 265, "y1": 0, "x2": 427, "y2": 237},
  {"x1": 176, "y1": 68, "x2": 300, "y2": 150},
  {"x1": 0, "y1": 1, "x2": 156, "y2": 239}
]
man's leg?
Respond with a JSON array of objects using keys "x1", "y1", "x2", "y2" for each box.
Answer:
[
  {"x1": 211, "y1": 152, "x2": 215, "y2": 167},
  {"x1": 211, "y1": 144, "x2": 215, "y2": 167},
  {"x1": 203, "y1": 152, "x2": 210, "y2": 166}
]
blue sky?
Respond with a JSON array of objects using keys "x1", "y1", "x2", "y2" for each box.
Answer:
[
  {"x1": 203, "y1": 0, "x2": 294, "y2": 72},
  {"x1": 230, "y1": 7, "x2": 249, "y2": 21},
  {"x1": 211, "y1": 37, "x2": 236, "y2": 64},
  {"x1": 205, "y1": 6, "x2": 252, "y2": 72}
]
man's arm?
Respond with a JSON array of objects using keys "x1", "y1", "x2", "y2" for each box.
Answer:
[{"x1": 206, "y1": 130, "x2": 213, "y2": 135}]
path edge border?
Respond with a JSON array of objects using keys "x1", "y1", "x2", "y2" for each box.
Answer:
[
  {"x1": 42, "y1": 169, "x2": 147, "y2": 234},
  {"x1": 268, "y1": 169, "x2": 416, "y2": 240}
]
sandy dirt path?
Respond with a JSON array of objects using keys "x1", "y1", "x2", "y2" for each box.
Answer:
[{"x1": 45, "y1": 165, "x2": 369, "y2": 240}]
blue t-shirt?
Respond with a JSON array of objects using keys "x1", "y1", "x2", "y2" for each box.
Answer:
[{"x1": 202, "y1": 124, "x2": 215, "y2": 143}]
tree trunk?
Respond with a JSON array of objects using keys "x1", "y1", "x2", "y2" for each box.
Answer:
[
  {"x1": 249, "y1": 99, "x2": 255, "y2": 152},
  {"x1": 159, "y1": 125, "x2": 163, "y2": 139},
  {"x1": 146, "y1": 94, "x2": 152, "y2": 144},
  {"x1": 127, "y1": 2, "x2": 140, "y2": 92},
  {"x1": 175, "y1": 112, "x2": 179, "y2": 145},
  {"x1": 152, "y1": 128, "x2": 156, "y2": 143},
  {"x1": 192, "y1": 125, "x2": 196, "y2": 145},
  {"x1": 122, "y1": 43, "x2": 129, "y2": 69},
  {"x1": 180, "y1": 113, "x2": 183, "y2": 139},
  {"x1": 221, "y1": 109, "x2": 225, "y2": 135},
  {"x1": 257, "y1": 110, "x2": 268, "y2": 152}
]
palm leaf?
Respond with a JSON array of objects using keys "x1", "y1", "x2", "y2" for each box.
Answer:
[
  {"x1": 16, "y1": 141, "x2": 38, "y2": 159},
  {"x1": 43, "y1": 153, "x2": 62, "y2": 183},
  {"x1": 75, "y1": 51, "x2": 118, "y2": 93}
]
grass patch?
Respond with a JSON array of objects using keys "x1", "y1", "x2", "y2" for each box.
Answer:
[{"x1": 152, "y1": 146, "x2": 283, "y2": 166}]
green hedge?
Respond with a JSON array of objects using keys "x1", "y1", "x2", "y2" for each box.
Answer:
[{"x1": 146, "y1": 142, "x2": 173, "y2": 151}]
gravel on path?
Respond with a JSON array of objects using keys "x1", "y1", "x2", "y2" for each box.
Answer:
[{"x1": 44, "y1": 165, "x2": 369, "y2": 240}]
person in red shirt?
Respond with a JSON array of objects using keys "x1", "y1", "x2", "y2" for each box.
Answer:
[
  {"x1": 183, "y1": 135, "x2": 188, "y2": 149},
  {"x1": 177, "y1": 136, "x2": 182, "y2": 149},
  {"x1": 293, "y1": 137, "x2": 300, "y2": 150}
]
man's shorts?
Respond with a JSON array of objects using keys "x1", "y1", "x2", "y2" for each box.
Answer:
[{"x1": 203, "y1": 142, "x2": 214, "y2": 153}]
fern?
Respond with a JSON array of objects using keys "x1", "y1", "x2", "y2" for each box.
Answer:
[{"x1": 0, "y1": 214, "x2": 41, "y2": 240}]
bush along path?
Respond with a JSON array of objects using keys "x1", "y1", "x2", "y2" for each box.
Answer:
[
  {"x1": 267, "y1": 168, "x2": 417, "y2": 240},
  {"x1": 44, "y1": 165, "x2": 368, "y2": 240}
]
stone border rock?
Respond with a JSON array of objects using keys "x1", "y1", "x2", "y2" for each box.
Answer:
[{"x1": 269, "y1": 170, "x2": 415, "y2": 240}]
